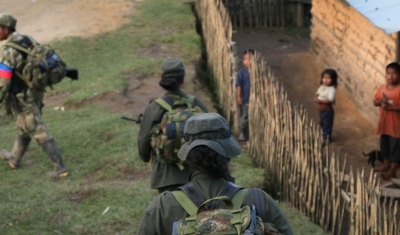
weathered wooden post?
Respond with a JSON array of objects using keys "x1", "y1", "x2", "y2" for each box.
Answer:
[{"x1": 296, "y1": 1, "x2": 304, "y2": 27}]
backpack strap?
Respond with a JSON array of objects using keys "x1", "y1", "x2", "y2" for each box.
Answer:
[
  {"x1": 218, "y1": 182, "x2": 243, "y2": 198},
  {"x1": 154, "y1": 98, "x2": 172, "y2": 112},
  {"x1": 172, "y1": 190, "x2": 198, "y2": 216},
  {"x1": 5, "y1": 38, "x2": 51, "y2": 87},
  {"x1": 3, "y1": 42, "x2": 30, "y2": 80},
  {"x1": 249, "y1": 188, "x2": 267, "y2": 222},
  {"x1": 178, "y1": 182, "x2": 205, "y2": 207},
  {"x1": 4, "y1": 42, "x2": 31, "y2": 55},
  {"x1": 173, "y1": 183, "x2": 251, "y2": 215},
  {"x1": 186, "y1": 95, "x2": 195, "y2": 109},
  {"x1": 231, "y1": 189, "x2": 249, "y2": 209},
  {"x1": 177, "y1": 182, "x2": 243, "y2": 208}
]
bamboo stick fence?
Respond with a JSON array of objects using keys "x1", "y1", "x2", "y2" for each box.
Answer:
[
  {"x1": 194, "y1": 0, "x2": 239, "y2": 131},
  {"x1": 195, "y1": 0, "x2": 400, "y2": 234}
]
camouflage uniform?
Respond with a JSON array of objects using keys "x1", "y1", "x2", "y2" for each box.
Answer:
[
  {"x1": 136, "y1": 170, "x2": 294, "y2": 235},
  {"x1": 138, "y1": 89, "x2": 208, "y2": 192},
  {"x1": 0, "y1": 13, "x2": 68, "y2": 178}
]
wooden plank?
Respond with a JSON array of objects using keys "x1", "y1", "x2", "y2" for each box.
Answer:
[
  {"x1": 280, "y1": 0, "x2": 285, "y2": 27},
  {"x1": 391, "y1": 177, "x2": 400, "y2": 187},
  {"x1": 296, "y1": 2, "x2": 304, "y2": 27},
  {"x1": 253, "y1": 0, "x2": 262, "y2": 28},
  {"x1": 381, "y1": 182, "x2": 400, "y2": 199},
  {"x1": 290, "y1": 0, "x2": 311, "y2": 3},
  {"x1": 263, "y1": 0, "x2": 268, "y2": 27},
  {"x1": 246, "y1": 0, "x2": 253, "y2": 27},
  {"x1": 239, "y1": 0, "x2": 244, "y2": 28}
]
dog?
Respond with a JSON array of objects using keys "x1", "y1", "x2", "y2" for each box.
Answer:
[{"x1": 363, "y1": 150, "x2": 383, "y2": 168}]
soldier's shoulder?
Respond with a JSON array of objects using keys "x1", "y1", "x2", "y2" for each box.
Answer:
[{"x1": 1, "y1": 45, "x2": 19, "y2": 65}]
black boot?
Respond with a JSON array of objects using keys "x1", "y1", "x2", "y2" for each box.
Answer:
[
  {"x1": 0, "y1": 135, "x2": 31, "y2": 168},
  {"x1": 40, "y1": 139, "x2": 69, "y2": 178}
]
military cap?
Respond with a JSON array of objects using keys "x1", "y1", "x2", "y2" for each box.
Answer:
[
  {"x1": 178, "y1": 113, "x2": 242, "y2": 160},
  {"x1": 161, "y1": 58, "x2": 185, "y2": 78},
  {"x1": 0, "y1": 13, "x2": 17, "y2": 29}
]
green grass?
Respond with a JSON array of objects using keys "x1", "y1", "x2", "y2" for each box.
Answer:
[
  {"x1": 0, "y1": 106, "x2": 153, "y2": 234},
  {"x1": 48, "y1": 0, "x2": 201, "y2": 105},
  {"x1": 279, "y1": 203, "x2": 331, "y2": 235},
  {"x1": 0, "y1": 0, "x2": 329, "y2": 234}
]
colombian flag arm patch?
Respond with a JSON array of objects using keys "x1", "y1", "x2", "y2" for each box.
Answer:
[{"x1": 0, "y1": 63, "x2": 13, "y2": 79}]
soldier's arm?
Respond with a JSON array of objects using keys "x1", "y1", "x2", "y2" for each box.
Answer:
[
  {"x1": 0, "y1": 76, "x2": 11, "y2": 104},
  {"x1": 261, "y1": 191, "x2": 294, "y2": 235},
  {"x1": 136, "y1": 198, "x2": 158, "y2": 235},
  {"x1": 0, "y1": 47, "x2": 17, "y2": 103},
  {"x1": 0, "y1": 46, "x2": 24, "y2": 104},
  {"x1": 137, "y1": 101, "x2": 164, "y2": 162}
]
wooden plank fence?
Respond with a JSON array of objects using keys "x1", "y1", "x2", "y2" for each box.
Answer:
[
  {"x1": 222, "y1": 0, "x2": 295, "y2": 28},
  {"x1": 195, "y1": 0, "x2": 400, "y2": 234}
]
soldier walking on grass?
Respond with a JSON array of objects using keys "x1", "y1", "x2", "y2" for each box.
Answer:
[
  {"x1": 138, "y1": 58, "x2": 208, "y2": 193},
  {"x1": 0, "y1": 13, "x2": 69, "y2": 178}
]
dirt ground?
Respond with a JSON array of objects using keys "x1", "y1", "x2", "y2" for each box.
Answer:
[
  {"x1": 2, "y1": 0, "x2": 135, "y2": 44},
  {"x1": 234, "y1": 29, "x2": 384, "y2": 178}
]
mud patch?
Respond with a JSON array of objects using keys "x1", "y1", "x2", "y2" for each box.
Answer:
[
  {"x1": 83, "y1": 161, "x2": 151, "y2": 185},
  {"x1": 67, "y1": 189, "x2": 97, "y2": 203},
  {"x1": 43, "y1": 93, "x2": 70, "y2": 109},
  {"x1": 61, "y1": 75, "x2": 164, "y2": 114},
  {"x1": 138, "y1": 44, "x2": 169, "y2": 58},
  {"x1": 118, "y1": 165, "x2": 151, "y2": 180}
]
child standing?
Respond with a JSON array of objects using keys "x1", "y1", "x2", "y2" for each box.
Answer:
[
  {"x1": 236, "y1": 49, "x2": 255, "y2": 141},
  {"x1": 373, "y1": 62, "x2": 400, "y2": 180},
  {"x1": 314, "y1": 69, "x2": 338, "y2": 145}
]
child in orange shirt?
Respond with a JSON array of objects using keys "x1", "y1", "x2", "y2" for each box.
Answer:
[{"x1": 373, "y1": 62, "x2": 400, "y2": 180}]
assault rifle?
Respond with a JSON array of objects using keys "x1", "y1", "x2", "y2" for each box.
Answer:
[
  {"x1": 121, "y1": 114, "x2": 143, "y2": 124},
  {"x1": 65, "y1": 68, "x2": 79, "y2": 80}
]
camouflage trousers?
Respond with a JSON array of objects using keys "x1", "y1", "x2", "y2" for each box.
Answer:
[{"x1": 16, "y1": 104, "x2": 52, "y2": 144}]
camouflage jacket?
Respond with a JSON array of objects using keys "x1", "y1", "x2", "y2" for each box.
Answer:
[
  {"x1": 137, "y1": 89, "x2": 208, "y2": 189},
  {"x1": 0, "y1": 32, "x2": 43, "y2": 114},
  {"x1": 136, "y1": 170, "x2": 294, "y2": 235}
]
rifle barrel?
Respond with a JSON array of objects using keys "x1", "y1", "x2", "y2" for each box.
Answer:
[{"x1": 121, "y1": 116, "x2": 140, "y2": 123}]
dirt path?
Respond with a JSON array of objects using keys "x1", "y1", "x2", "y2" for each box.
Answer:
[
  {"x1": 2, "y1": 0, "x2": 135, "y2": 44},
  {"x1": 234, "y1": 29, "x2": 381, "y2": 177}
]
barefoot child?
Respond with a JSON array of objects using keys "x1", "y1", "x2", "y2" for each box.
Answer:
[
  {"x1": 314, "y1": 69, "x2": 338, "y2": 145},
  {"x1": 373, "y1": 62, "x2": 400, "y2": 180}
]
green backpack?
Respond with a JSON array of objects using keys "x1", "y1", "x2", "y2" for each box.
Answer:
[
  {"x1": 171, "y1": 188, "x2": 265, "y2": 235},
  {"x1": 5, "y1": 35, "x2": 67, "y2": 90},
  {"x1": 150, "y1": 94, "x2": 204, "y2": 170}
]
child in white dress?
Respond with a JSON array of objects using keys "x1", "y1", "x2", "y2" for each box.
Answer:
[{"x1": 314, "y1": 69, "x2": 338, "y2": 145}]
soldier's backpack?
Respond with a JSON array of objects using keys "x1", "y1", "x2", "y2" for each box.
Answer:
[
  {"x1": 150, "y1": 94, "x2": 204, "y2": 170},
  {"x1": 4, "y1": 35, "x2": 67, "y2": 90},
  {"x1": 171, "y1": 183, "x2": 281, "y2": 235}
]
